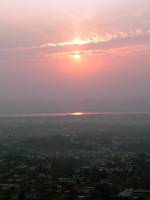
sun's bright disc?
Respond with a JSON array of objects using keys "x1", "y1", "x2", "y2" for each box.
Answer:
[{"x1": 73, "y1": 51, "x2": 81, "y2": 60}]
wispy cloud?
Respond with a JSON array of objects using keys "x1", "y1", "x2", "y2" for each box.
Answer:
[{"x1": 0, "y1": 29, "x2": 150, "y2": 58}]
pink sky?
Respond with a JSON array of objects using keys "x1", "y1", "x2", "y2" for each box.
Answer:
[{"x1": 0, "y1": 0, "x2": 150, "y2": 100}]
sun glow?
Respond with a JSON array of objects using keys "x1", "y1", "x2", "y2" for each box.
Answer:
[
  {"x1": 72, "y1": 37, "x2": 91, "y2": 45},
  {"x1": 72, "y1": 112, "x2": 84, "y2": 116},
  {"x1": 73, "y1": 51, "x2": 81, "y2": 60}
]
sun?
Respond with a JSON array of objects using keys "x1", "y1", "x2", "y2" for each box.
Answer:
[{"x1": 73, "y1": 51, "x2": 81, "y2": 60}]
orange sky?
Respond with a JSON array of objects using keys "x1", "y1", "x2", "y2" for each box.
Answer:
[{"x1": 0, "y1": 0, "x2": 150, "y2": 100}]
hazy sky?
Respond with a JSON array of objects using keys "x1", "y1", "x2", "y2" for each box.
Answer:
[{"x1": 0, "y1": 0, "x2": 150, "y2": 100}]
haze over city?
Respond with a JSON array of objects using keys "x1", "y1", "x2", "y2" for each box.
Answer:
[{"x1": 1, "y1": 2, "x2": 150, "y2": 200}]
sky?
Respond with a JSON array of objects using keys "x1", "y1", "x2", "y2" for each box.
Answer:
[{"x1": 0, "y1": 0, "x2": 150, "y2": 101}]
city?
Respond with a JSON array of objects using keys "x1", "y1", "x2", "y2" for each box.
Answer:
[{"x1": 0, "y1": 114, "x2": 150, "y2": 200}]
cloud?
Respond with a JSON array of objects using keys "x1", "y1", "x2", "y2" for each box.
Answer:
[{"x1": 0, "y1": 28, "x2": 150, "y2": 60}]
